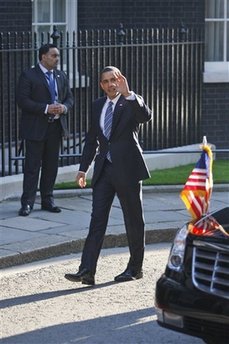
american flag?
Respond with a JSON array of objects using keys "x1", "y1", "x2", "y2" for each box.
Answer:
[
  {"x1": 180, "y1": 144, "x2": 213, "y2": 220},
  {"x1": 189, "y1": 215, "x2": 229, "y2": 238}
]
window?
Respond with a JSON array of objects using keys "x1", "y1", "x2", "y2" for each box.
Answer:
[
  {"x1": 204, "y1": 0, "x2": 229, "y2": 82},
  {"x1": 32, "y1": 0, "x2": 85, "y2": 87},
  {"x1": 32, "y1": 0, "x2": 77, "y2": 46}
]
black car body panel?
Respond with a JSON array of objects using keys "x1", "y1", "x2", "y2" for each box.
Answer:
[{"x1": 155, "y1": 207, "x2": 229, "y2": 343}]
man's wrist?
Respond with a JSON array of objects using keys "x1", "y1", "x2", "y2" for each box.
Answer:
[
  {"x1": 45, "y1": 104, "x2": 49, "y2": 114},
  {"x1": 63, "y1": 104, "x2": 67, "y2": 114},
  {"x1": 125, "y1": 91, "x2": 136, "y2": 100}
]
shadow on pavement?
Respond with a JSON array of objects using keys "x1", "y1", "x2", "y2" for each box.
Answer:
[{"x1": 0, "y1": 280, "x2": 117, "y2": 309}]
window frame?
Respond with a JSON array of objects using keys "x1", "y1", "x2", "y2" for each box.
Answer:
[
  {"x1": 32, "y1": 0, "x2": 77, "y2": 44},
  {"x1": 204, "y1": 0, "x2": 229, "y2": 83},
  {"x1": 32, "y1": 0, "x2": 79, "y2": 87}
]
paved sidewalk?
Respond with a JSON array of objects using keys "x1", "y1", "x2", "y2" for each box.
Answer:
[{"x1": 0, "y1": 185, "x2": 228, "y2": 268}]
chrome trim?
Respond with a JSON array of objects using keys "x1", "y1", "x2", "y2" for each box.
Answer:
[
  {"x1": 193, "y1": 240, "x2": 229, "y2": 252},
  {"x1": 192, "y1": 241, "x2": 229, "y2": 300}
]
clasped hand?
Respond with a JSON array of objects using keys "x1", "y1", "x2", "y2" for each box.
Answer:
[{"x1": 48, "y1": 103, "x2": 64, "y2": 115}]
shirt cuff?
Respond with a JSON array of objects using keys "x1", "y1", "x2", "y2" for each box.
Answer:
[
  {"x1": 125, "y1": 91, "x2": 136, "y2": 100},
  {"x1": 63, "y1": 105, "x2": 67, "y2": 114}
]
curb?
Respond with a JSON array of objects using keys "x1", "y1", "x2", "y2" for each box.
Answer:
[
  {"x1": 3, "y1": 184, "x2": 228, "y2": 202},
  {"x1": 0, "y1": 227, "x2": 177, "y2": 269},
  {"x1": 49, "y1": 184, "x2": 229, "y2": 197},
  {"x1": 24, "y1": 183, "x2": 229, "y2": 201}
]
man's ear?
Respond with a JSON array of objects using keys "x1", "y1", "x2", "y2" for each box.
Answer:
[{"x1": 100, "y1": 82, "x2": 104, "y2": 91}]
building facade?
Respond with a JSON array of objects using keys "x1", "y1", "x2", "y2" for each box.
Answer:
[{"x1": 0, "y1": 0, "x2": 228, "y2": 154}]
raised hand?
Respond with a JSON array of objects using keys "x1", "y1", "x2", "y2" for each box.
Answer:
[{"x1": 113, "y1": 71, "x2": 131, "y2": 97}]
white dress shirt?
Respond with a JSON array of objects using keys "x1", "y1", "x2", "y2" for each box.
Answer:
[
  {"x1": 100, "y1": 92, "x2": 136, "y2": 133},
  {"x1": 39, "y1": 63, "x2": 61, "y2": 118}
]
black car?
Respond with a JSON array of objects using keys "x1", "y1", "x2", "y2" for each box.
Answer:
[{"x1": 155, "y1": 207, "x2": 229, "y2": 344}]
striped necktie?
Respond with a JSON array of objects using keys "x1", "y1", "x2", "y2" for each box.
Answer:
[
  {"x1": 104, "y1": 101, "x2": 113, "y2": 161},
  {"x1": 46, "y1": 71, "x2": 56, "y2": 103},
  {"x1": 104, "y1": 101, "x2": 113, "y2": 139}
]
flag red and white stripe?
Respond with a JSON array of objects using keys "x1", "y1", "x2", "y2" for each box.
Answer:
[
  {"x1": 189, "y1": 215, "x2": 229, "y2": 237},
  {"x1": 180, "y1": 144, "x2": 213, "y2": 220}
]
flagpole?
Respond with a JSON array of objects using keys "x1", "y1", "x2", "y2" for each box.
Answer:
[
  {"x1": 202, "y1": 135, "x2": 207, "y2": 146},
  {"x1": 202, "y1": 136, "x2": 213, "y2": 215}
]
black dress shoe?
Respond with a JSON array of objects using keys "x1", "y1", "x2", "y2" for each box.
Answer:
[
  {"x1": 65, "y1": 268, "x2": 95, "y2": 285},
  {"x1": 114, "y1": 268, "x2": 143, "y2": 282},
  {"x1": 41, "y1": 204, "x2": 61, "y2": 213},
  {"x1": 18, "y1": 204, "x2": 31, "y2": 216}
]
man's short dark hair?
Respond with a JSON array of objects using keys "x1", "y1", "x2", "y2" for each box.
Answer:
[
  {"x1": 39, "y1": 43, "x2": 57, "y2": 61},
  {"x1": 100, "y1": 66, "x2": 120, "y2": 81}
]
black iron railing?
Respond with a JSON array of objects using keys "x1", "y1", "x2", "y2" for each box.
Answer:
[{"x1": 0, "y1": 26, "x2": 204, "y2": 176}]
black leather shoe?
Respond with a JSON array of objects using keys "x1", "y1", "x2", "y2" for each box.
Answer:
[
  {"x1": 18, "y1": 204, "x2": 31, "y2": 216},
  {"x1": 41, "y1": 204, "x2": 61, "y2": 213},
  {"x1": 65, "y1": 268, "x2": 95, "y2": 285},
  {"x1": 114, "y1": 268, "x2": 143, "y2": 282}
]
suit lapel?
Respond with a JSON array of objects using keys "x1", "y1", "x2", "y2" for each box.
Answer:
[
  {"x1": 36, "y1": 64, "x2": 50, "y2": 91},
  {"x1": 96, "y1": 98, "x2": 106, "y2": 134},
  {"x1": 110, "y1": 96, "x2": 125, "y2": 137},
  {"x1": 36, "y1": 66, "x2": 60, "y2": 101},
  {"x1": 96, "y1": 96, "x2": 125, "y2": 137},
  {"x1": 36, "y1": 64, "x2": 57, "y2": 102}
]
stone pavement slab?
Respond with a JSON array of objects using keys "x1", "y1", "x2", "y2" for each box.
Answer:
[{"x1": 0, "y1": 186, "x2": 228, "y2": 268}]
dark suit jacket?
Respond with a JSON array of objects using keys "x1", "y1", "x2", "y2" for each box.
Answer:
[
  {"x1": 17, "y1": 64, "x2": 73, "y2": 140},
  {"x1": 80, "y1": 95, "x2": 152, "y2": 186}
]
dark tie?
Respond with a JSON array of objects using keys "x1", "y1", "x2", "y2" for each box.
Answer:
[
  {"x1": 46, "y1": 71, "x2": 56, "y2": 103},
  {"x1": 104, "y1": 101, "x2": 113, "y2": 139},
  {"x1": 104, "y1": 101, "x2": 114, "y2": 161}
]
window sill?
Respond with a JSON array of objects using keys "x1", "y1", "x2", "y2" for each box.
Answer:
[
  {"x1": 204, "y1": 62, "x2": 229, "y2": 83},
  {"x1": 203, "y1": 71, "x2": 229, "y2": 83}
]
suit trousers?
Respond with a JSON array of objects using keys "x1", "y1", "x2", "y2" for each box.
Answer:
[
  {"x1": 21, "y1": 120, "x2": 62, "y2": 207},
  {"x1": 80, "y1": 160, "x2": 145, "y2": 274}
]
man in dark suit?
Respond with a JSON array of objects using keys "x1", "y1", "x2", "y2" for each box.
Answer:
[
  {"x1": 17, "y1": 44, "x2": 73, "y2": 216},
  {"x1": 65, "y1": 66, "x2": 152, "y2": 285}
]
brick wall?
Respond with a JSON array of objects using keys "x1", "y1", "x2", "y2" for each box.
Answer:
[
  {"x1": 78, "y1": 0, "x2": 205, "y2": 30},
  {"x1": 202, "y1": 83, "x2": 229, "y2": 154},
  {"x1": 0, "y1": 0, "x2": 32, "y2": 32}
]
